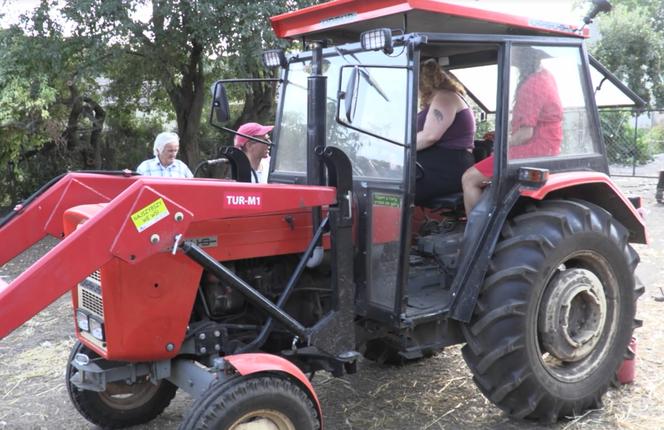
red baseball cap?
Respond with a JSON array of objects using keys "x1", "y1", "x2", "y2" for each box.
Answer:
[{"x1": 234, "y1": 122, "x2": 274, "y2": 148}]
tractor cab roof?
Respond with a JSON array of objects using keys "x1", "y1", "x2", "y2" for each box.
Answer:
[{"x1": 270, "y1": 0, "x2": 587, "y2": 43}]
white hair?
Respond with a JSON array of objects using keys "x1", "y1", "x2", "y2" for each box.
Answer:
[{"x1": 153, "y1": 132, "x2": 179, "y2": 156}]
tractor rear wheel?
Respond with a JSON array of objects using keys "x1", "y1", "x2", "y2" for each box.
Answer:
[
  {"x1": 65, "y1": 341, "x2": 177, "y2": 429},
  {"x1": 179, "y1": 374, "x2": 320, "y2": 430},
  {"x1": 461, "y1": 199, "x2": 641, "y2": 422}
]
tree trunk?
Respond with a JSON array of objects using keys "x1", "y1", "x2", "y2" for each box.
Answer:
[
  {"x1": 233, "y1": 80, "x2": 276, "y2": 130},
  {"x1": 83, "y1": 97, "x2": 106, "y2": 169},
  {"x1": 64, "y1": 82, "x2": 82, "y2": 152},
  {"x1": 167, "y1": 41, "x2": 205, "y2": 167}
]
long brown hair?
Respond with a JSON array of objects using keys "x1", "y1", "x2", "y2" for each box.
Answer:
[{"x1": 419, "y1": 59, "x2": 466, "y2": 108}]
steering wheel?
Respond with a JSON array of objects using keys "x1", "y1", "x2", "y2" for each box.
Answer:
[{"x1": 416, "y1": 161, "x2": 424, "y2": 181}]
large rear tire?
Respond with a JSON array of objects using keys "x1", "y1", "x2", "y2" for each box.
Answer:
[
  {"x1": 179, "y1": 374, "x2": 320, "y2": 430},
  {"x1": 461, "y1": 199, "x2": 642, "y2": 422},
  {"x1": 66, "y1": 341, "x2": 177, "y2": 429}
]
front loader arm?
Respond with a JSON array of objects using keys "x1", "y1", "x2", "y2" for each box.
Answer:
[
  {"x1": 0, "y1": 177, "x2": 336, "y2": 340},
  {"x1": 0, "y1": 172, "x2": 140, "y2": 267}
]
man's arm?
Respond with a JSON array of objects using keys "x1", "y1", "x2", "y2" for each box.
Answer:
[
  {"x1": 136, "y1": 160, "x2": 147, "y2": 175},
  {"x1": 510, "y1": 126, "x2": 534, "y2": 147}
]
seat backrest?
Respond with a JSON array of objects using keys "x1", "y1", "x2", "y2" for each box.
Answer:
[{"x1": 473, "y1": 139, "x2": 493, "y2": 163}]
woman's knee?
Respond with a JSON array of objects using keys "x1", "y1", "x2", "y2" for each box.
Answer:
[{"x1": 462, "y1": 166, "x2": 482, "y2": 189}]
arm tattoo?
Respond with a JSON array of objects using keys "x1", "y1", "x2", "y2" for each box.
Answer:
[{"x1": 433, "y1": 109, "x2": 444, "y2": 122}]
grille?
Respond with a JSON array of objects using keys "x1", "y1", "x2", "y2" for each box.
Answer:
[
  {"x1": 79, "y1": 287, "x2": 104, "y2": 318},
  {"x1": 89, "y1": 270, "x2": 101, "y2": 283},
  {"x1": 78, "y1": 273, "x2": 103, "y2": 319}
]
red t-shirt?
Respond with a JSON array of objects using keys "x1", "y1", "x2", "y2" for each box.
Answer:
[
  {"x1": 473, "y1": 69, "x2": 563, "y2": 178},
  {"x1": 509, "y1": 69, "x2": 563, "y2": 159}
]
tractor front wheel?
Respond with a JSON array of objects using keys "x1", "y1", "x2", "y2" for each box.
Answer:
[
  {"x1": 65, "y1": 341, "x2": 177, "y2": 429},
  {"x1": 179, "y1": 374, "x2": 320, "y2": 430},
  {"x1": 461, "y1": 199, "x2": 641, "y2": 422}
]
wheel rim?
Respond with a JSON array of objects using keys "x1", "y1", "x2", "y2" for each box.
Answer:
[
  {"x1": 97, "y1": 378, "x2": 162, "y2": 410},
  {"x1": 536, "y1": 253, "x2": 618, "y2": 383},
  {"x1": 229, "y1": 409, "x2": 295, "y2": 430}
]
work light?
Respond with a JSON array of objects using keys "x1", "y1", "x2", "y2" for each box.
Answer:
[
  {"x1": 262, "y1": 49, "x2": 287, "y2": 68},
  {"x1": 360, "y1": 28, "x2": 393, "y2": 54}
]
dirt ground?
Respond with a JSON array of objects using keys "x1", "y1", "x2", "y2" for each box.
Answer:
[{"x1": 1, "y1": 175, "x2": 663, "y2": 430}]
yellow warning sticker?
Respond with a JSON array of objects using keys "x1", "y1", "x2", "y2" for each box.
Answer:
[{"x1": 131, "y1": 198, "x2": 169, "y2": 232}]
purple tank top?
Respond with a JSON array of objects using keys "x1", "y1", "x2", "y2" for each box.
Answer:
[{"x1": 417, "y1": 106, "x2": 475, "y2": 150}]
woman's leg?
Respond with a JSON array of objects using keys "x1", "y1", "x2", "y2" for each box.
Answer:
[{"x1": 462, "y1": 165, "x2": 491, "y2": 214}]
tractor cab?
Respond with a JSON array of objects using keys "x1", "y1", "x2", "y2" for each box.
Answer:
[{"x1": 211, "y1": 0, "x2": 645, "y2": 358}]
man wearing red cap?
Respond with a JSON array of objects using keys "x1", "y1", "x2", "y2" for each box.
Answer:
[{"x1": 234, "y1": 122, "x2": 274, "y2": 183}]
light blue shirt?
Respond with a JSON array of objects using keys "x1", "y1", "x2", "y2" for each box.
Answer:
[{"x1": 136, "y1": 157, "x2": 193, "y2": 178}]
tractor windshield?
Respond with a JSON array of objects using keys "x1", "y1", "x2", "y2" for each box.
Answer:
[{"x1": 274, "y1": 47, "x2": 408, "y2": 180}]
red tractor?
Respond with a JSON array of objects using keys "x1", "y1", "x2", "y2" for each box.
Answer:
[{"x1": 0, "y1": 0, "x2": 647, "y2": 428}]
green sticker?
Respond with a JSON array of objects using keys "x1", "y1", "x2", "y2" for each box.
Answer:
[
  {"x1": 131, "y1": 198, "x2": 169, "y2": 232},
  {"x1": 373, "y1": 193, "x2": 401, "y2": 208}
]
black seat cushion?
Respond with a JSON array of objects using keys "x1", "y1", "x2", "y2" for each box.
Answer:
[{"x1": 422, "y1": 192, "x2": 464, "y2": 212}]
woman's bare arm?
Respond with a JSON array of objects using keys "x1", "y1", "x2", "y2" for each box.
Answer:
[{"x1": 416, "y1": 91, "x2": 458, "y2": 151}]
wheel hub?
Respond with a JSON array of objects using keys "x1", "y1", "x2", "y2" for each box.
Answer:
[
  {"x1": 98, "y1": 378, "x2": 161, "y2": 410},
  {"x1": 231, "y1": 409, "x2": 295, "y2": 430},
  {"x1": 539, "y1": 268, "x2": 607, "y2": 362}
]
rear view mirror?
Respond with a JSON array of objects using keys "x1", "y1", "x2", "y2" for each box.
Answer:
[
  {"x1": 344, "y1": 66, "x2": 359, "y2": 123},
  {"x1": 211, "y1": 81, "x2": 230, "y2": 124}
]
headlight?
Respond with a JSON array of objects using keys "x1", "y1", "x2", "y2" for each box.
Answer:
[
  {"x1": 89, "y1": 316, "x2": 105, "y2": 341},
  {"x1": 76, "y1": 310, "x2": 89, "y2": 332}
]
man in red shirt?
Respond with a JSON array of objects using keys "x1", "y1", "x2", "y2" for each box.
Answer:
[{"x1": 462, "y1": 47, "x2": 563, "y2": 214}]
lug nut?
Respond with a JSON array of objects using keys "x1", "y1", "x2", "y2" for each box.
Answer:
[{"x1": 199, "y1": 333, "x2": 206, "y2": 340}]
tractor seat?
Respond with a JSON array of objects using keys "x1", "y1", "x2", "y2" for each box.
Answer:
[{"x1": 422, "y1": 192, "x2": 465, "y2": 212}]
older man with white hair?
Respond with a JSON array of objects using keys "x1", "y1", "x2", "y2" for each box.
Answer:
[{"x1": 136, "y1": 131, "x2": 193, "y2": 178}]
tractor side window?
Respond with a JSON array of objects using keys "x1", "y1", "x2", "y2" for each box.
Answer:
[
  {"x1": 507, "y1": 45, "x2": 598, "y2": 164},
  {"x1": 276, "y1": 62, "x2": 309, "y2": 174}
]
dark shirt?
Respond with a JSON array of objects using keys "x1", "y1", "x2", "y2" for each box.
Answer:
[
  {"x1": 416, "y1": 106, "x2": 475, "y2": 150},
  {"x1": 414, "y1": 104, "x2": 476, "y2": 205}
]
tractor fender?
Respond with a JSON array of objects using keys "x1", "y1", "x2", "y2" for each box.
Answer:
[
  {"x1": 450, "y1": 171, "x2": 646, "y2": 322},
  {"x1": 520, "y1": 171, "x2": 647, "y2": 244},
  {"x1": 224, "y1": 353, "x2": 322, "y2": 424}
]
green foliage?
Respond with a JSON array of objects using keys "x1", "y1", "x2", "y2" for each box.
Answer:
[
  {"x1": 0, "y1": 0, "x2": 322, "y2": 206},
  {"x1": 591, "y1": 3, "x2": 664, "y2": 108},
  {"x1": 600, "y1": 110, "x2": 652, "y2": 165},
  {"x1": 60, "y1": 0, "x2": 319, "y2": 165},
  {"x1": 643, "y1": 124, "x2": 664, "y2": 154},
  {"x1": 475, "y1": 116, "x2": 496, "y2": 140}
]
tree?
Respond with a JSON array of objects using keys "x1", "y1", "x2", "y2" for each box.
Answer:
[
  {"x1": 591, "y1": 2, "x2": 664, "y2": 108},
  {"x1": 0, "y1": 28, "x2": 56, "y2": 170},
  {"x1": 61, "y1": 0, "x2": 319, "y2": 166},
  {"x1": 0, "y1": 0, "x2": 322, "y2": 205},
  {"x1": 0, "y1": 2, "x2": 118, "y2": 205}
]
